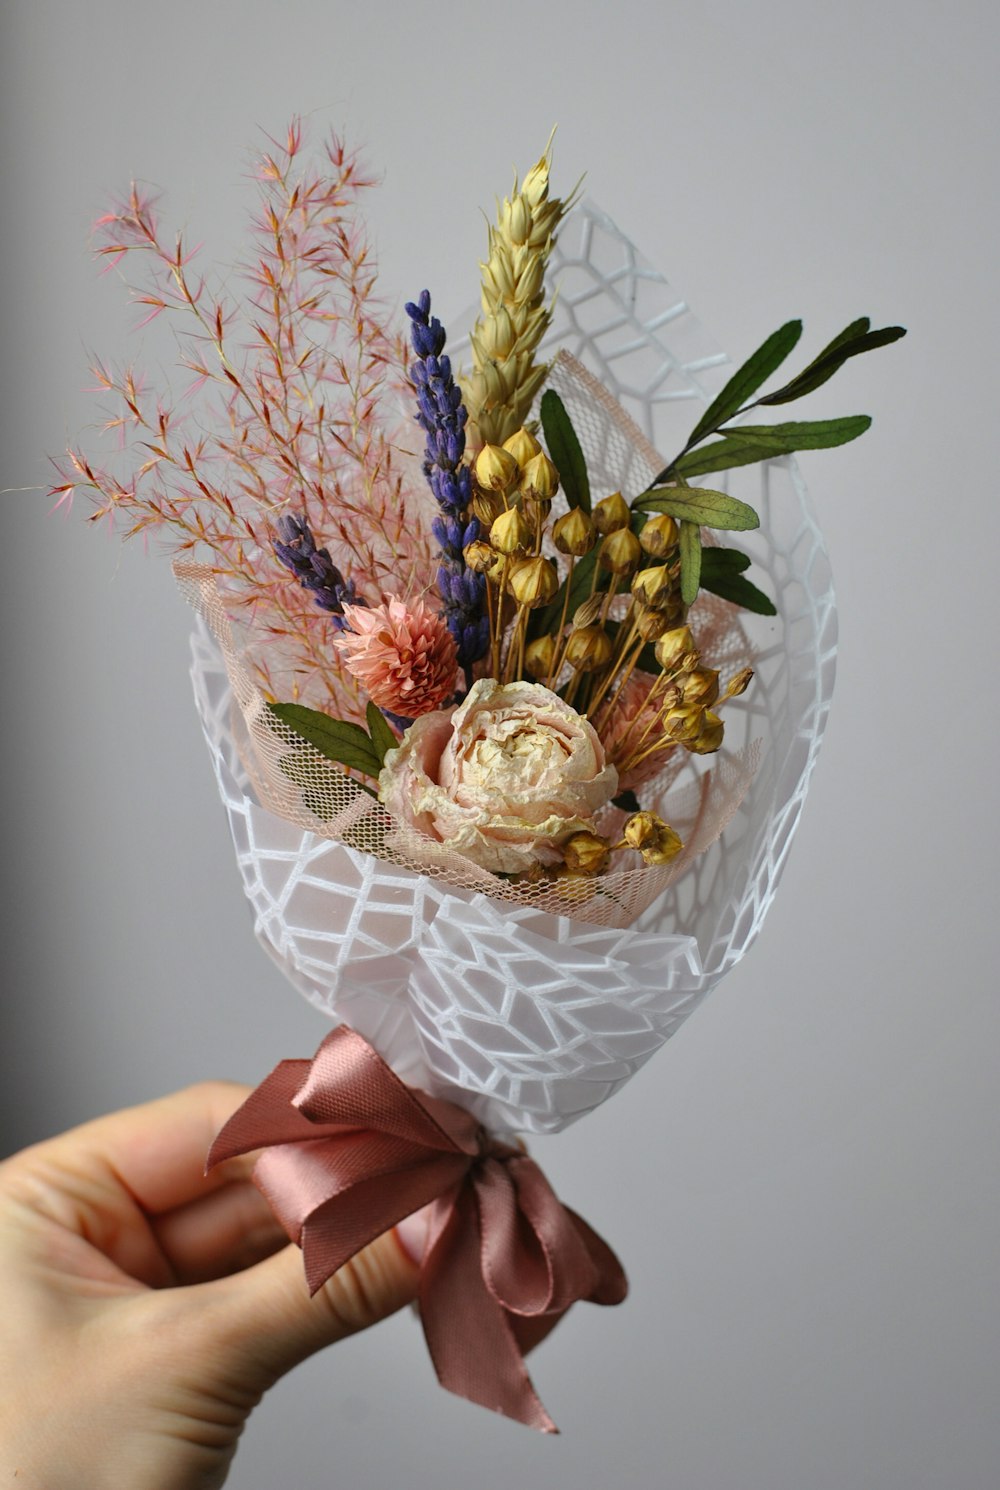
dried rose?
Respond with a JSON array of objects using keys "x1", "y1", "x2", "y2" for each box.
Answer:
[{"x1": 377, "y1": 678, "x2": 619, "y2": 875}]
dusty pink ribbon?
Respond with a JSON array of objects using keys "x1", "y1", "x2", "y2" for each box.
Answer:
[{"x1": 207, "y1": 1025, "x2": 627, "y2": 1432}]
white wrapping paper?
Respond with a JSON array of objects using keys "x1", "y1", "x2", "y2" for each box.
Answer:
[{"x1": 189, "y1": 203, "x2": 836, "y2": 1136}]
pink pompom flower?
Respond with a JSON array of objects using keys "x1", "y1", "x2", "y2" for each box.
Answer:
[{"x1": 333, "y1": 595, "x2": 458, "y2": 717}]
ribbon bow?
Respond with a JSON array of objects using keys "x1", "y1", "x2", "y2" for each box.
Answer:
[{"x1": 208, "y1": 1026, "x2": 627, "y2": 1432}]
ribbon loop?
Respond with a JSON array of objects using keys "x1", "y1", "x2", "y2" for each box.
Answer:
[{"x1": 208, "y1": 1026, "x2": 627, "y2": 1431}]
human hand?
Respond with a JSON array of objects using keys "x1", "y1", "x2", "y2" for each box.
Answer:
[{"x1": 0, "y1": 1083, "x2": 420, "y2": 1489}]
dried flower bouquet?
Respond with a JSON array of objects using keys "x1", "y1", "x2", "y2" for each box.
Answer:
[{"x1": 53, "y1": 122, "x2": 905, "y2": 1426}]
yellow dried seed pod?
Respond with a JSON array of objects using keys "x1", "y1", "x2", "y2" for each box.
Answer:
[
  {"x1": 508, "y1": 555, "x2": 559, "y2": 608},
  {"x1": 524, "y1": 634, "x2": 557, "y2": 679},
  {"x1": 519, "y1": 451, "x2": 560, "y2": 502},
  {"x1": 623, "y1": 812, "x2": 684, "y2": 866},
  {"x1": 654, "y1": 626, "x2": 695, "y2": 672},
  {"x1": 636, "y1": 607, "x2": 672, "y2": 642},
  {"x1": 490, "y1": 506, "x2": 532, "y2": 555},
  {"x1": 564, "y1": 626, "x2": 614, "y2": 671},
  {"x1": 502, "y1": 428, "x2": 542, "y2": 467},
  {"x1": 562, "y1": 831, "x2": 611, "y2": 877},
  {"x1": 485, "y1": 554, "x2": 507, "y2": 586},
  {"x1": 680, "y1": 668, "x2": 721, "y2": 708},
  {"x1": 475, "y1": 443, "x2": 520, "y2": 492},
  {"x1": 592, "y1": 491, "x2": 630, "y2": 534},
  {"x1": 572, "y1": 593, "x2": 606, "y2": 630},
  {"x1": 726, "y1": 667, "x2": 754, "y2": 698},
  {"x1": 631, "y1": 564, "x2": 673, "y2": 609},
  {"x1": 686, "y1": 710, "x2": 725, "y2": 754},
  {"x1": 639, "y1": 514, "x2": 680, "y2": 556},
  {"x1": 598, "y1": 527, "x2": 642, "y2": 576},
  {"x1": 552, "y1": 507, "x2": 596, "y2": 556},
  {"x1": 662, "y1": 705, "x2": 705, "y2": 743},
  {"x1": 471, "y1": 488, "x2": 505, "y2": 527},
  {"x1": 463, "y1": 539, "x2": 497, "y2": 573}
]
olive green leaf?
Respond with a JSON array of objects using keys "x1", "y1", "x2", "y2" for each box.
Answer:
[
  {"x1": 676, "y1": 414, "x2": 872, "y2": 477},
  {"x1": 267, "y1": 702, "x2": 382, "y2": 780},
  {"x1": 540, "y1": 388, "x2": 591, "y2": 513},
  {"x1": 685, "y1": 320, "x2": 803, "y2": 447},
  {"x1": 634, "y1": 486, "x2": 760, "y2": 531},
  {"x1": 699, "y1": 545, "x2": 752, "y2": 579},
  {"x1": 698, "y1": 567, "x2": 776, "y2": 615},
  {"x1": 757, "y1": 323, "x2": 906, "y2": 406},
  {"x1": 678, "y1": 520, "x2": 702, "y2": 605},
  {"x1": 365, "y1": 702, "x2": 399, "y2": 767}
]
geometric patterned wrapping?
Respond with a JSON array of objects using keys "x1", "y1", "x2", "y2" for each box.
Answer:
[{"x1": 188, "y1": 202, "x2": 837, "y2": 1136}]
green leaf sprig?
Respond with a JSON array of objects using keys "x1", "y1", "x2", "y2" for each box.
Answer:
[
  {"x1": 540, "y1": 388, "x2": 591, "y2": 512},
  {"x1": 266, "y1": 701, "x2": 400, "y2": 794},
  {"x1": 651, "y1": 315, "x2": 906, "y2": 487}
]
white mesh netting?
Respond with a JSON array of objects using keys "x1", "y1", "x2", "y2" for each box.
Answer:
[{"x1": 187, "y1": 202, "x2": 837, "y2": 1135}]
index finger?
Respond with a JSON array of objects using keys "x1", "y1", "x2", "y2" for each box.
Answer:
[{"x1": 42, "y1": 1080, "x2": 256, "y2": 1215}]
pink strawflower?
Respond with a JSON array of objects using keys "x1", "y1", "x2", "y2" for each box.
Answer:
[{"x1": 333, "y1": 595, "x2": 458, "y2": 717}]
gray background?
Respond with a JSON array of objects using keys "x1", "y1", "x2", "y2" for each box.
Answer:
[{"x1": 2, "y1": 1, "x2": 997, "y2": 1486}]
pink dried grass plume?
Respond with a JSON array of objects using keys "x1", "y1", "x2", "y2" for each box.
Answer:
[
  {"x1": 333, "y1": 596, "x2": 458, "y2": 717},
  {"x1": 50, "y1": 120, "x2": 437, "y2": 720}
]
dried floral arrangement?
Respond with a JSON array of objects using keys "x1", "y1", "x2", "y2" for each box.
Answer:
[
  {"x1": 52, "y1": 122, "x2": 906, "y2": 1430},
  {"x1": 53, "y1": 123, "x2": 902, "y2": 911}
]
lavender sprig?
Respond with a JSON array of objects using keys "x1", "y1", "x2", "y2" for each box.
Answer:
[
  {"x1": 405, "y1": 290, "x2": 489, "y2": 672},
  {"x1": 272, "y1": 513, "x2": 364, "y2": 630}
]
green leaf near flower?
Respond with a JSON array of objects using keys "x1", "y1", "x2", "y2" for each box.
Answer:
[
  {"x1": 698, "y1": 565, "x2": 776, "y2": 615},
  {"x1": 699, "y1": 545, "x2": 752, "y2": 578},
  {"x1": 633, "y1": 486, "x2": 760, "y2": 531},
  {"x1": 267, "y1": 702, "x2": 383, "y2": 781},
  {"x1": 685, "y1": 319, "x2": 803, "y2": 447},
  {"x1": 756, "y1": 322, "x2": 906, "y2": 406},
  {"x1": 675, "y1": 414, "x2": 872, "y2": 476},
  {"x1": 365, "y1": 702, "x2": 399, "y2": 766},
  {"x1": 678, "y1": 521, "x2": 701, "y2": 605},
  {"x1": 540, "y1": 388, "x2": 591, "y2": 513}
]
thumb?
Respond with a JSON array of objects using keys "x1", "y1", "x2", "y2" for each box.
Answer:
[{"x1": 197, "y1": 1227, "x2": 420, "y2": 1389}]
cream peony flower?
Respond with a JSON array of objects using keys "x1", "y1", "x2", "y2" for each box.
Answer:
[{"x1": 378, "y1": 678, "x2": 619, "y2": 875}]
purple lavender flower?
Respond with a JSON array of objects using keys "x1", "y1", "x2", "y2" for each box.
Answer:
[
  {"x1": 405, "y1": 290, "x2": 488, "y2": 674},
  {"x1": 272, "y1": 513, "x2": 364, "y2": 629}
]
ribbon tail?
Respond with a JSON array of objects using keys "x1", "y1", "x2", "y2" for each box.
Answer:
[
  {"x1": 508, "y1": 1307, "x2": 567, "y2": 1357},
  {"x1": 419, "y1": 1184, "x2": 559, "y2": 1434},
  {"x1": 564, "y1": 1206, "x2": 629, "y2": 1306}
]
